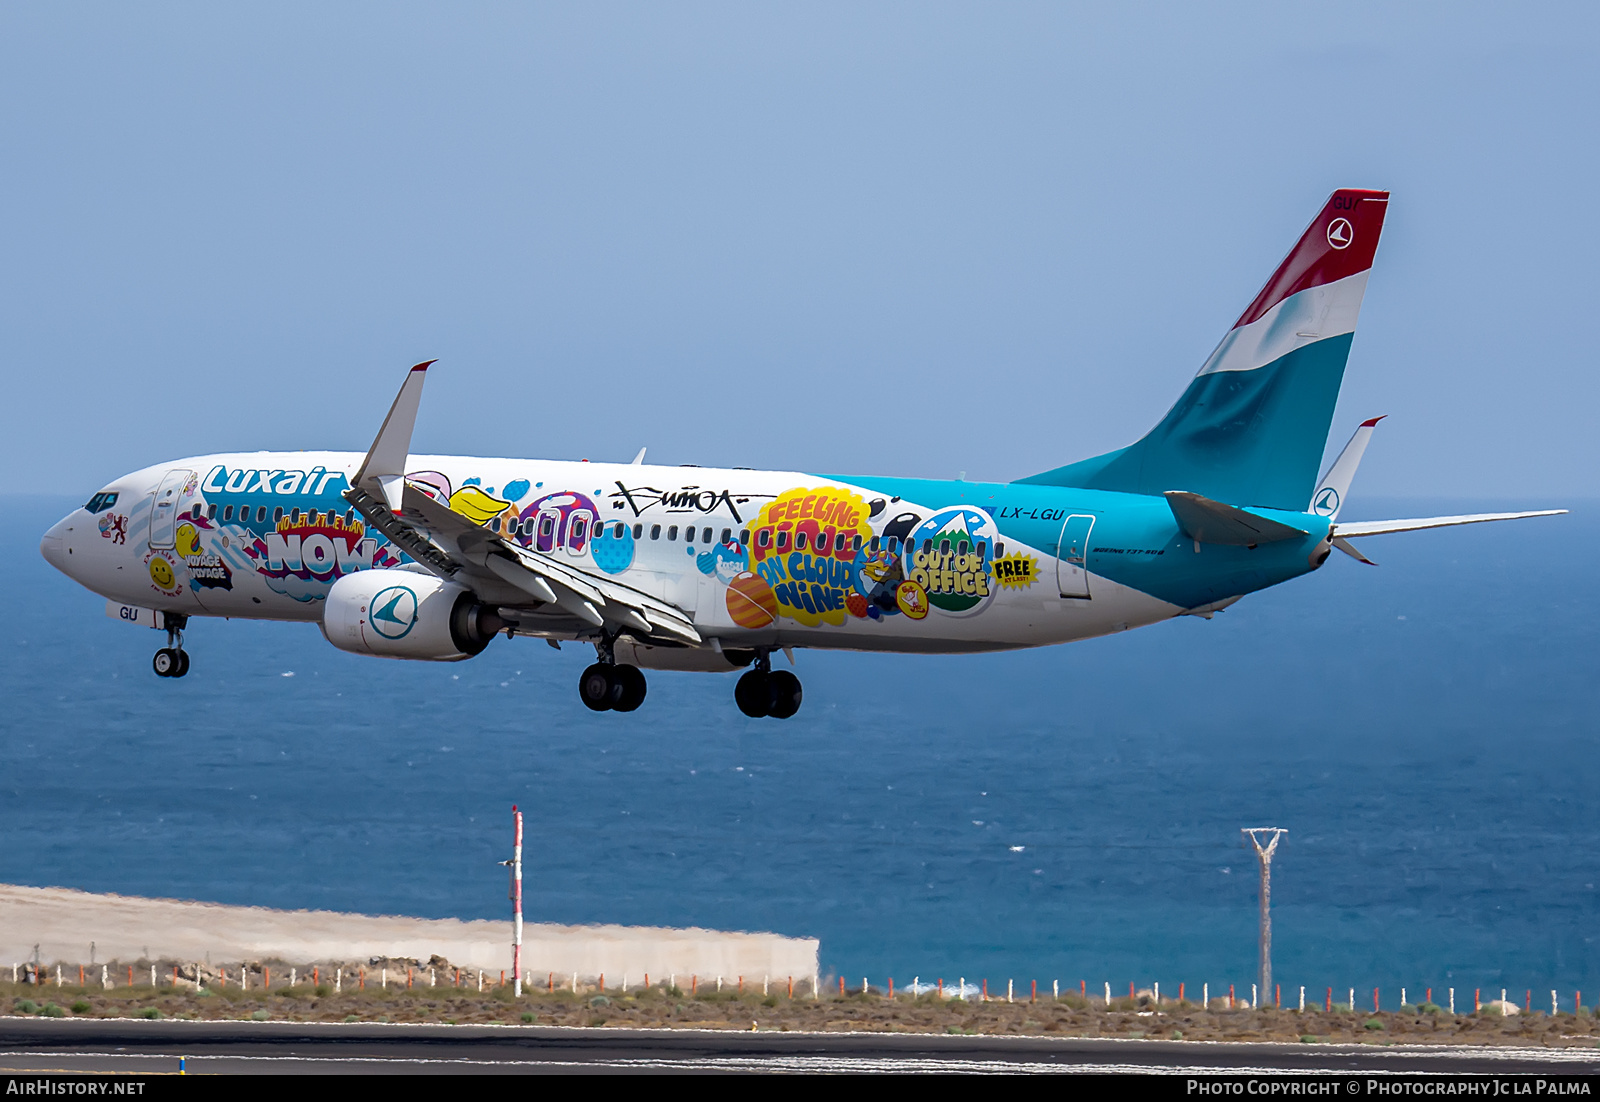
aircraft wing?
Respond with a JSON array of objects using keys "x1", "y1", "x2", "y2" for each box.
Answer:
[
  {"x1": 342, "y1": 363, "x2": 700, "y2": 644},
  {"x1": 346, "y1": 481, "x2": 701, "y2": 643}
]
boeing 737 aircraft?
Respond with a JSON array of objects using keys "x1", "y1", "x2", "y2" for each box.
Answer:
[{"x1": 40, "y1": 190, "x2": 1562, "y2": 717}]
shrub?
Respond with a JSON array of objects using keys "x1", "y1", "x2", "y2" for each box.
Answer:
[
  {"x1": 343, "y1": 1014, "x2": 358, "y2": 1023},
  {"x1": 314, "y1": 985, "x2": 330, "y2": 998},
  {"x1": 138, "y1": 1008, "x2": 163, "y2": 1020},
  {"x1": 250, "y1": 1009, "x2": 270, "y2": 1021},
  {"x1": 588, "y1": 1016, "x2": 606, "y2": 1027},
  {"x1": 70, "y1": 1001, "x2": 91, "y2": 1014},
  {"x1": 1364, "y1": 1018, "x2": 1384, "y2": 1031},
  {"x1": 520, "y1": 1012, "x2": 535, "y2": 1023},
  {"x1": 762, "y1": 996, "x2": 778, "y2": 1008},
  {"x1": 14, "y1": 1000, "x2": 38, "y2": 1014},
  {"x1": 40, "y1": 1004, "x2": 66, "y2": 1018},
  {"x1": 589, "y1": 996, "x2": 610, "y2": 1008},
  {"x1": 1299, "y1": 1035, "x2": 1319, "y2": 1043}
]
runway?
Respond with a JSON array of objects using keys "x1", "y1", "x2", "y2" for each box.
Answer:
[{"x1": 3, "y1": 1018, "x2": 1599, "y2": 1074}]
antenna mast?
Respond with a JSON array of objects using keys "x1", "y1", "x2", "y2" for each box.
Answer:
[{"x1": 1242, "y1": 827, "x2": 1287, "y2": 1004}]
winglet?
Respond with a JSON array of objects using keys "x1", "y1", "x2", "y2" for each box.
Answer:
[
  {"x1": 1308, "y1": 416, "x2": 1384, "y2": 520},
  {"x1": 352, "y1": 361, "x2": 435, "y2": 512}
]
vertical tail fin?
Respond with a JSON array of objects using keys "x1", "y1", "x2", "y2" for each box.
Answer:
[{"x1": 1018, "y1": 189, "x2": 1390, "y2": 510}]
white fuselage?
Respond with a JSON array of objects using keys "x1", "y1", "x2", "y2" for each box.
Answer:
[{"x1": 44, "y1": 450, "x2": 1182, "y2": 656}]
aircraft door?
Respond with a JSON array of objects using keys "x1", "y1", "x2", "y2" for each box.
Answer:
[
  {"x1": 1056, "y1": 514, "x2": 1095, "y2": 598},
  {"x1": 149, "y1": 469, "x2": 196, "y2": 550}
]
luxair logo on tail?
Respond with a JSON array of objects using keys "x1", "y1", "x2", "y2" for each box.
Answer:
[{"x1": 1312, "y1": 487, "x2": 1340, "y2": 516}]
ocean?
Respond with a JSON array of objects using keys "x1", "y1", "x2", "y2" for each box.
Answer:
[{"x1": 3, "y1": 492, "x2": 1595, "y2": 1003}]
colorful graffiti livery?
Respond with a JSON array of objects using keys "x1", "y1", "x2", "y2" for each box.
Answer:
[{"x1": 746, "y1": 486, "x2": 874, "y2": 627}]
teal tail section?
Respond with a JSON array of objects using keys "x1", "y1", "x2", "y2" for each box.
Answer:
[
  {"x1": 1016, "y1": 335, "x2": 1352, "y2": 510},
  {"x1": 1017, "y1": 189, "x2": 1389, "y2": 511}
]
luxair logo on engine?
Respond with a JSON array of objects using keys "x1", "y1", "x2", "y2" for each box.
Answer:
[{"x1": 369, "y1": 586, "x2": 419, "y2": 640}]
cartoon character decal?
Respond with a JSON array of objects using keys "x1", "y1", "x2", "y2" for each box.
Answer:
[
  {"x1": 145, "y1": 550, "x2": 182, "y2": 596},
  {"x1": 98, "y1": 513, "x2": 128, "y2": 544}
]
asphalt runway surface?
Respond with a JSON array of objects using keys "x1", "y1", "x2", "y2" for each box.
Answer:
[{"x1": 3, "y1": 1019, "x2": 1600, "y2": 1073}]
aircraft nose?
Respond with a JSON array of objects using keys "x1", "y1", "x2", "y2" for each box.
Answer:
[{"x1": 40, "y1": 515, "x2": 74, "y2": 574}]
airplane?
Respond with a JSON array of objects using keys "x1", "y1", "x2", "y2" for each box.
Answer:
[{"x1": 39, "y1": 189, "x2": 1563, "y2": 718}]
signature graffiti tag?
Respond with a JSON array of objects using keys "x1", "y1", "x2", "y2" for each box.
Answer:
[{"x1": 608, "y1": 482, "x2": 772, "y2": 523}]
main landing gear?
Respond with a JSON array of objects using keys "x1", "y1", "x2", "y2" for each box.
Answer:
[
  {"x1": 578, "y1": 633, "x2": 646, "y2": 713},
  {"x1": 735, "y1": 651, "x2": 802, "y2": 719},
  {"x1": 152, "y1": 614, "x2": 190, "y2": 679}
]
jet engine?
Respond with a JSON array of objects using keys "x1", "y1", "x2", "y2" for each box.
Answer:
[{"x1": 322, "y1": 569, "x2": 502, "y2": 661}]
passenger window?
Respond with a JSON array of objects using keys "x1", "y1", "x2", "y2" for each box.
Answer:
[
  {"x1": 633, "y1": 524, "x2": 643, "y2": 539},
  {"x1": 739, "y1": 530, "x2": 750, "y2": 545},
  {"x1": 757, "y1": 530, "x2": 770, "y2": 548},
  {"x1": 922, "y1": 539, "x2": 933, "y2": 554},
  {"x1": 795, "y1": 532, "x2": 807, "y2": 550},
  {"x1": 701, "y1": 527, "x2": 712, "y2": 544},
  {"x1": 570, "y1": 518, "x2": 587, "y2": 545},
  {"x1": 344, "y1": 509, "x2": 354, "y2": 526},
  {"x1": 650, "y1": 524, "x2": 661, "y2": 540},
  {"x1": 777, "y1": 531, "x2": 789, "y2": 550},
  {"x1": 206, "y1": 504, "x2": 217, "y2": 520},
  {"x1": 870, "y1": 536, "x2": 880, "y2": 551},
  {"x1": 852, "y1": 535, "x2": 862, "y2": 551},
  {"x1": 721, "y1": 528, "x2": 732, "y2": 544},
  {"x1": 256, "y1": 507, "x2": 266, "y2": 523},
  {"x1": 939, "y1": 539, "x2": 950, "y2": 555},
  {"x1": 222, "y1": 505, "x2": 233, "y2": 522},
  {"x1": 667, "y1": 526, "x2": 678, "y2": 541},
  {"x1": 995, "y1": 542, "x2": 1005, "y2": 557},
  {"x1": 976, "y1": 541, "x2": 986, "y2": 557},
  {"x1": 291, "y1": 509, "x2": 302, "y2": 524},
  {"x1": 491, "y1": 517, "x2": 501, "y2": 533},
  {"x1": 888, "y1": 536, "x2": 899, "y2": 552},
  {"x1": 274, "y1": 507, "x2": 284, "y2": 522},
  {"x1": 957, "y1": 540, "x2": 968, "y2": 556},
  {"x1": 836, "y1": 533, "x2": 848, "y2": 552}
]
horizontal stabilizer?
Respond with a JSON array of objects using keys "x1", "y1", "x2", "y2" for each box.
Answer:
[
  {"x1": 1165, "y1": 491, "x2": 1307, "y2": 547},
  {"x1": 1332, "y1": 510, "x2": 1565, "y2": 538}
]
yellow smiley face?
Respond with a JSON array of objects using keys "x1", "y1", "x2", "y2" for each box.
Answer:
[
  {"x1": 149, "y1": 557, "x2": 175, "y2": 590},
  {"x1": 175, "y1": 523, "x2": 200, "y2": 558}
]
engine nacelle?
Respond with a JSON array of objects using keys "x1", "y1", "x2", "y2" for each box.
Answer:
[{"x1": 322, "y1": 569, "x2": 501, "y2": 661}]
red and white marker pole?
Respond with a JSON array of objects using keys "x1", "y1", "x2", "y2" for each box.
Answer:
[{"x1": 511, "y1": 805, "x2": 524, "y2": 997}]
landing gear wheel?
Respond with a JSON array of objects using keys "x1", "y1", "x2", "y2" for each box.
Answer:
[
  {"x1": 735, "y1": 669, "x2": 775, "y2": 718},
  {"x1": 172, "y1": 650, "x2": 190, "y2": 678},
  {"x1": 611, "y1": 664, "x2": 647, "y2": 713},
  {"x1": 767, "y1": 669, "x2": 802, "y2": 719},
  {"x1": 579, "y1": 663, "x2": 621, "y2": 712},
  {"x1": 152, "y1": 649, "x2": 179, "y2": 678}
]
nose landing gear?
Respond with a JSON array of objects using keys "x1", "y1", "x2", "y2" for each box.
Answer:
[
  {"x1": 152, "y1": 615, "x2": 190, "y2": 678},
  {"x1": 734, "y1": 651, "x2": 802, "y2": 719},
  {"x1": 578, "y1": 632, "x2": 647, "y2": 712}
]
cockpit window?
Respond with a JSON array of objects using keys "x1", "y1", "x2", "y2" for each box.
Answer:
[{"x1": 84, "y1": 492, "x2": 119, "y2": 514}]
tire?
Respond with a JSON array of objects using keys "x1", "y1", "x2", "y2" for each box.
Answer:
[
  {"x1": 611, "y1": 664, "x2": 647, "y2": 713},
  {"x1": 152, "y1": 649, "x2": 177, "y2": 677},
  {"x1": 734, "y1": 670, "x2": 774, "y2": 718},
  {"x1": 578, "y1": 663, "x2": 619, "y2": 712},
  {"x1": 172, "y1": 650, "x2": 191, "y2": 679},
  {"x1": 767, "y1": 669, "x2": 802, "y2": 719}
]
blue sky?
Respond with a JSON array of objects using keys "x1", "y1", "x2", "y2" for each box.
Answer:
[{"x1": 2, "y1": 3, "x2": 1594, "y2": 502}]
